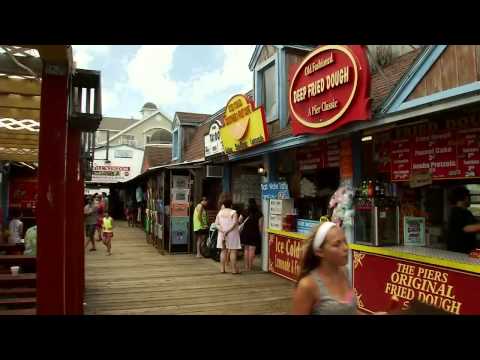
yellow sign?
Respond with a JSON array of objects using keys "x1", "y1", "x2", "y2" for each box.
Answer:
[{"x1": 220, "y1": 94, "x2": 269, "y2": 154}]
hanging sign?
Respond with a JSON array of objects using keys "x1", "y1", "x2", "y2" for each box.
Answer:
[
  {"x1": 261, "y1": 182, "x2": 290, "y2": 200},
  {"x1": 289, "y1": 45, "x2": 371, "y2": 135},
  {"x1": 204, "y1": 121, "x2": 224, "y2": 157},
  {"x1": 219, "y1": 94, "x2": 269, "y2": 154}
]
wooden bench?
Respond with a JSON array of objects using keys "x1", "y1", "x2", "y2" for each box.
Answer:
[
  {"x1": 0, "y1": 255, "x2": 36, "y2": 272},
  {"x1": 0, "y1": 307, "x2": 36, "y2": 315},
  {"x1": 0, "y1": 288, "x2": 36, "y2": 297},
  {"x1": 0, "y1": 297, "x2": 36, "y2": 306},
  {"x1": 0, "y1": 243, "x2": 25, "y2": 255},
  {"x1": 0, "y1": 273, "x2": 36, "y2": 287}
]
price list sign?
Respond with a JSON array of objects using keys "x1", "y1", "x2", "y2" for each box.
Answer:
[
  {"x1": 457, "y1": 128, "x2": 480, "y2": 178},
  {"x1": 391, "y1": 139, "x2": 412, "y2": 181}
]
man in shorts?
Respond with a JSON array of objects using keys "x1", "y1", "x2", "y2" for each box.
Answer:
[
  {"x1": 84, "y1": 196, "x2": 98, "y2": 251},
  {"x1": 193, "y1": 196, "x2": 209, "y2": 258}
]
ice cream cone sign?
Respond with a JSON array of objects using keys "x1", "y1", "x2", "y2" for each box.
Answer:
[{"x1": 219, "y1": 94, "x2": 269, "y2": 154}]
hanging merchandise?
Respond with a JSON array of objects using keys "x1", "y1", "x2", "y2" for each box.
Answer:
[
  {"x1": 329, "y1": 183, "x2": 355, "y2": 228},
  {"x1": 136, "y1": 186, "x2": 143, "y2": 203},
  {"x1": 300, "y1": 177, "x2": 317, "y2": 198}
]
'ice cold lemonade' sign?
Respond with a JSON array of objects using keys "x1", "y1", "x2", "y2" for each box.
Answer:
[
  {"x1": 353, "y1": 251, "x2": 480, "y2": 315},
  {"x1": 269, "y1": 234, "x2": 303, "y2": 281}
]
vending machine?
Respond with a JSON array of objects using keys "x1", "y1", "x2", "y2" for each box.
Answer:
[{"x1": 354, "y1": 196, "x2": 400, "y2": 246}]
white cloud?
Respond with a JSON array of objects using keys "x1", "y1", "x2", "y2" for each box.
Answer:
[
  {"x1": 126, "y1": 45, "x2": 255, "y2": 115},
  {"x1": 127, "y1": 45, "x2": 179, "y2": 106},
  {"x1": 72, "y1": 45, "x2": 111, "y2": 68},
  {"x1": 102, "y1": 86, "x2": 120, "y2": 114}
]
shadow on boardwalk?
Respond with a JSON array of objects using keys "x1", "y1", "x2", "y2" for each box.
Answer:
[{"x1": 84, "y1": 221, "x2": 294, "y2": 314}]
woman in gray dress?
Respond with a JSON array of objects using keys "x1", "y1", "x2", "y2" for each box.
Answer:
[{"x1": 292, "y1": 222, "x2": 359, "y2": 315}]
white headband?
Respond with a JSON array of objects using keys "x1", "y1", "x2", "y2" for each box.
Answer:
[{"x1": 313, "y1": 222, "x2": 337, "y2": 251}]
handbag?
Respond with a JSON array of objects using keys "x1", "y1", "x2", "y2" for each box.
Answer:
[{"x1": 238, "y1": 216, "x2": 250, "y2": 234}]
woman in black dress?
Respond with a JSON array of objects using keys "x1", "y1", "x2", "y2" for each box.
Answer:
[{"x1": 239, "y1": 199, "x2": 263, "y2": 271}]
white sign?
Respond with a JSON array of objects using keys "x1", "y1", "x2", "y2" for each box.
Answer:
[
  {"x1": 92, "y1": 164, "x2": 131, "y2": 183},
  {"x1": 204, "y1": 122, "x2": 224, "y2": 157},
  {"x1": 403, "y1": 216, "x2": 426, "y2": 246},
  {"x1": 171, "y1": 188, "x2": 190, "y2": 204},
  {"x1": 114, "y1": 149, "x2": 133, "y2": 158},
  {"x1": 172, "y1": 176, "x2": 189, "y2": 189}
]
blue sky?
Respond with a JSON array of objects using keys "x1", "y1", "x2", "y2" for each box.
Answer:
[{"x1": 72, "y1": 45, "x2": 255, "y2": 120}]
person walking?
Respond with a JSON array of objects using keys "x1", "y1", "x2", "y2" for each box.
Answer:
[
  {"x1": 292, "y1": 221, "x2": 359, "y2": 315},
  {"x1": 239, "y1": 198, "x2": 263, "y2": 271},
  {"x1": 215, "y1": 194, "x2": 241, "y2": 274},
  {"x1": 95, "y1": 194, "x2": 105, "y2": 242},
  {"x1": 193, "y1": 196, "x2": 209, "y2": 258},
  {"x1": 102, "y1": 210, "x2": 114, "y2": 256},
  {"x1": 84, "y1": 196, "x2": 98, "y2": 251}
]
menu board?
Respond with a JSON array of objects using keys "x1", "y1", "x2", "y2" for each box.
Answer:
[
  {"x1": 297, "y1": 145, "x2": 324, "y2": 171},
  {"x1": 457, "y1": 128, "x2": 480, "y2": 178},
  {"x1": 411, "y1": 135, "x2": 432, "y2": 173},
  {"x1": 391, "y1": 138, "x2": 412, "y2": 181},
  {"x1": 296, "y1": 140, "x2": 340, "y2": 171},
  {"x1": 391, "y1": 128, "x2": 478, "y2": 182},
  {"x1": 326, "y1": 141, "x2": 340, "y2": 168},
  {"x1": 376, "y1": 141, "x2": 391, "y2": 174},
  {"x1": 432, "y1": 131, "x2": 458, "y2": 178}
]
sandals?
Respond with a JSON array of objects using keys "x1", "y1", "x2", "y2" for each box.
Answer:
[{"x1": 89, "y1": 248, "x2": 96, "y2": 251}]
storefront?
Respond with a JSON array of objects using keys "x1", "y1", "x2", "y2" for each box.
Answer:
[
  {"x1": 261, "y1": 44, "x2": 480, "y2": 314},
  {"x1": 218, "y1": 94, "x2": 270, "y2": 257},
  {"x1": 266, "y1": 45, "x2": 370, "y2": 282},
  {"x1": 351, "y1": 109, "x2": 480, "y2": 314}
]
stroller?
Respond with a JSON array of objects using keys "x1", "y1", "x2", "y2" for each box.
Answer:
[
  {"x1": 199, "y1": 223, "x2": 244, "y2": 262},
  {"x1": 200, "y1": 223, "x2": 220, "y2": 261}
]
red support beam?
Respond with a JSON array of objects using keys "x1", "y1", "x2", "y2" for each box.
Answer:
[
  {"x1": 36, "y1": 64, "x2": 69, "y2": 315},
  {"x1": 65, "y1": 127, "x2": 84, "y2": 314}
]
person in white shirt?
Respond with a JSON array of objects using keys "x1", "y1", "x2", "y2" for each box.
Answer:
[{"x1": 8, "y1": 208, "x2": 23, "y2": 245}]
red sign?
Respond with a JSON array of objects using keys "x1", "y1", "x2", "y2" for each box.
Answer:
[
  {"x1": 353, "y1": 251, "x2": 480, "y2": 315},
  {"x1": 268, "y1": 233, "x2": 303, "y2": 282},
  {"x1": 457, "y1": 128, "x2": 480, "y2": 178},
  {"x1": 340, "y1": 139, "x2": 353, "y2": 179},
  {"x1": 297, "y1": 145, "x2": 324, "y2": 171},
  {"x1": 296, "y1": 140, "x2": 341, "y2": 171},
  {"x1": 9, "y1": 178, "x2": 38, "y2": 209},
  {"x1": 171, "y1": 202, "x2": 189, "y2": 217},
  {"x1": 430, "y1": 130, "x2": 458, "y2": 178},
  {"x1": 390, "y1": 128, "x2": 480, "y2": 182},
  {"x1": 289, "y1": 45, "x2": 371, "y2": 136},
  {"x1": 391, "y1": 138, "x2": 412, "y2": 181}
]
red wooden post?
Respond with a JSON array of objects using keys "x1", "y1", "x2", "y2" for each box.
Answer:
[
  {"x1": 65, "y1": 127, "x2": 84, "y2": 314},
  {"x1": 36, "y1": 63, "x2": 69, "y2": 315}
]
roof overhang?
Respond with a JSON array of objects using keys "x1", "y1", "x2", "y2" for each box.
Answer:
[{"x1": 0, "y1": 45, "x2": 72, "y2": 162}]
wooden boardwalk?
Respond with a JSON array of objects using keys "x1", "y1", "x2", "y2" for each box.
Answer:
[{"x1": 84, "y1": 221, "x2": 294, "y2": 315}]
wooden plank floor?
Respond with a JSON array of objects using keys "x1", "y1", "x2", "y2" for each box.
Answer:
[{"x1": 84, "y1": 221, "x2": 294, "y2": 315}]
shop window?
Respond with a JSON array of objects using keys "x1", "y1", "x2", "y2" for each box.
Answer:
[
  {"x1": 172, "y1": 128, "x2": 179, "y2": 160},
  {"x1": 466, "y1": 184, "x2": 480, "y2": 219},
  {"x1": 121, "y1": 134, "x2": 136, "y2": 146},
  {"x1": 255, "y1": 55, "x2": 279, "y2": 123},
  {"x1": 262, "y1": 64, "x2": 278, "y2": 121}
]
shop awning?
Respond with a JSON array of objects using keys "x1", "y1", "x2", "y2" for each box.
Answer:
[{"x1": 0, "y1": 46, "x2": 71, "y2": 163}]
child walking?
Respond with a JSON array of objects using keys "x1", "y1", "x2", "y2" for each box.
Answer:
[{"x1": 102, "y1": 211, "x2": 114, "y2": 255}]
